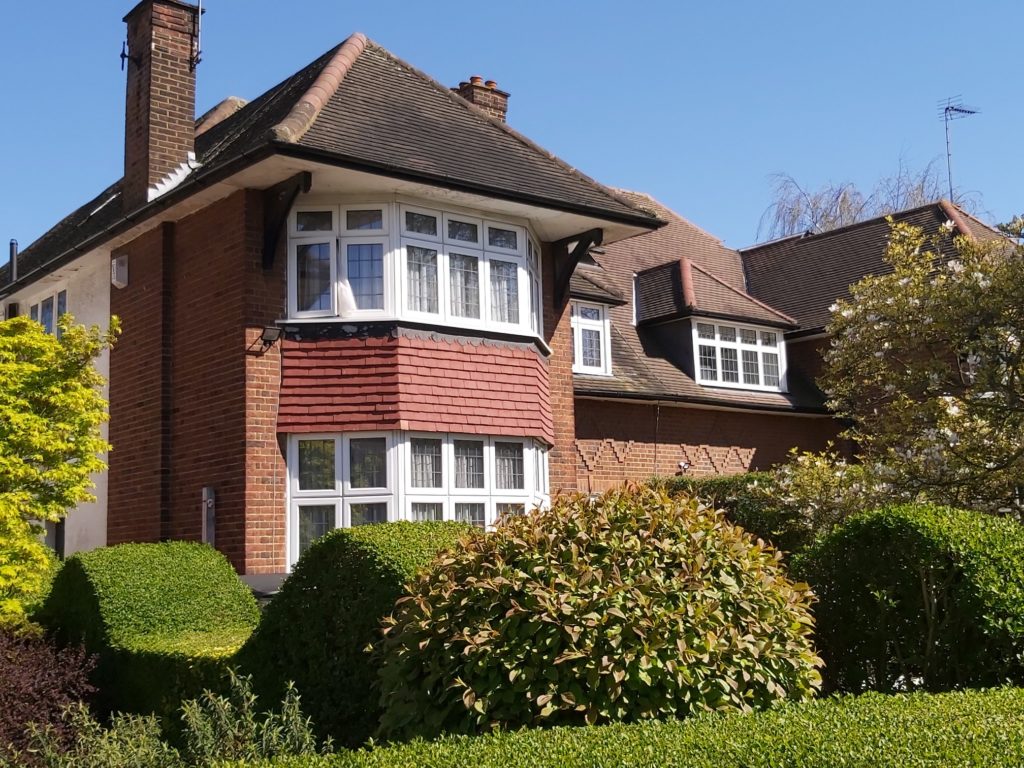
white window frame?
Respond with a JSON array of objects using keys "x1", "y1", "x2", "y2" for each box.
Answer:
[
  {"x1": 691, "y1": 319, "x2": 788, "y2": 393},
  {"x1": 339, "y1": 235, "x2": 391, "y2": 318},
  {"x1": 288, "y1": 238, "x2": 337, "y2": 318},
  {"x1": 289, "y1": 204, "x2": 338, "y2": 238},
  {"x1": 26, "y1": 285, "x2": 70, "y2": 336},
  {"x1": 340, "y1": 203, "x2": 389, "y2": 236},
  {"x1": 443, "y1": 212, "x2": 483, "y2": 248},
  {"x1": 443, "y1": 244, "x2": 486, "y2": 330},
  {"x1": 400, "y1": 204, "x2": 442, "y2": 243},
  {"x1": 400, "y1": 237, "x2": 445, "y2": 322},
  {"x1": 571, "y1": 300, "x2": 612, "y2": 375}
]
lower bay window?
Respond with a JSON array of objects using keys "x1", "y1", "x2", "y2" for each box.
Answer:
[
  {"x1": 692, "y1": 320, "x2": 787, "y2": 392},
  {"x1": 287, "y1": 432, "x2": 549, "y2": 565}
]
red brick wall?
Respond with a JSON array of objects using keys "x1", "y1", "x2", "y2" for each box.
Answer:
[
  {"x1": 123, "y1": 0, "x2": 197, "y2": 209},
  {"x1": 543, "y1": 243, "x2": 578, "y2": 493},
  {"x1": 278, "y1": 334, "x2": 553, "y2": 444},
  {"x1": 574, "y1": 398, "x2": 840, "y2": 492}
]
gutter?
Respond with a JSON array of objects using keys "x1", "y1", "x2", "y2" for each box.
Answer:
[{"x1": 573, "y1": 387, "x2": 831, "y2": 416}]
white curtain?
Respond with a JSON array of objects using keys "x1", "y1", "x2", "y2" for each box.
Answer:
[
  {"x1": 450, "y1": 253, "x2": 480, "y2": 318},
  {"x1": 490, "y1": 260, "x2": 519, "y2": 323}
]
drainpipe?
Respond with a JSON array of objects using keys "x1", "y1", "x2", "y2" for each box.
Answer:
[{"x1": 8, "y1": 240, "x2": 17, "y2": 284}]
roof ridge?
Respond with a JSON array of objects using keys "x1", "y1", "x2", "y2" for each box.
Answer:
[
  {"x1": 270, "y1": 33, "x2": 368, "y2": 143},
  {"x1": 195, "y1": 96, "x2": 247, "y2": 138},
  {"x1": 688, "y1": 258, "x2": 797, "y2": 325},
  {"x1": 366, "y1": 42, "x2": 658, "y2": 225}
]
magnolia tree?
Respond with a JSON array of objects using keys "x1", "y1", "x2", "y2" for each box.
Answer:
[
  {"x1": 823, "y1": 217, "x2": 1024, "y2": 513},
  {"x1": 0, "y1": 316, "x2": 115, "y2": 626}
]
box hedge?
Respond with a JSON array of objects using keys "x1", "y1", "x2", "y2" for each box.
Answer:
[
  {"x1": 795, "y1": 504, "x2": 1024, "y2": 692},
  {"x1": 39, "y1": 541, "x2": 260, "y2": 720},
  {"x1": 247, "y1": 687, "x2": 1024, "y2": 768},
  {"x1": 238, "y1": 521, "x2": 470, "y2": 748}
]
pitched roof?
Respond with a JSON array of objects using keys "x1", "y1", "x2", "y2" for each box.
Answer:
[
  {"x1": 3, "y1": 34, "x2": 658, "y2": 290},
  {"x1": 569, "y1": 263, "x2": 626, "y2": 305},
  {"x1": 740, "y1": 201, "x2": 1005, "y2": 332}
]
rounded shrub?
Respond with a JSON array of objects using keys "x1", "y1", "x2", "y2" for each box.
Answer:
[
  {"x1": 238, "y1": 521, "x2": 470, "y2": 747},
  {"x1": 374, "y1": 486, "x2": 822, "y2": 741},
  {"x1": 39, "y1": 541, "x2": 260, "y2": 720},
  {"x1": 794, "y1": 504, "x2": 1024, "y2": 693}
]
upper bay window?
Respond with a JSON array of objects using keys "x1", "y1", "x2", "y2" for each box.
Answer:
[
  {"x1": 28, "y1": 288, "x2": 69, "y2": 336},
  {"x1": 693, "y1": 320, "x2": 787, "y2": 392},
  {"x1": 570, "y1": 301, "x2": 612, "y2": 375},
  {"x1": 288, "y1": 201, "x2": 543, "y2": 337}
]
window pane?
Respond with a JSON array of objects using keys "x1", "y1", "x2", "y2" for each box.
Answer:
[
  {"x1": 346, "y1": 243, "x2": 384, "y2": 310},
  {"x1": 742, "y1": 350, "x2": 760, "y2": 385},
  {"x1": 411, "y1": 502, "x2": 444, "y2": 522},
  {"x1": 581, "y1": 328, "x2": 602, "y2": 368},
  {"x1": 351, "y1": 502, "x2": 387, "y2": 526},
  {"x1": 410, "y1": 438, "x2": 442, "y2": 488},
  {"x1": 495, "y1": 442, "x2": 524, "y2": 490},
  {"x1": 454, "y1": 440, "x2": 484, "y2": 489},
  {"x1": 298, "y1": 504, "x2": 334, "y2": 556},
  {"x1": 448, "y1": 219, "x2": 479, "y2": 243},
  {"x1": 297, "y1": 242, "x2": 332, "y2": 313},
  {"x1": 718, "y1": 325, "x2": 736, "y2": 342},
  {"x1": 30, "y1": 304, "x2": 39, "y2": 322},
  {"x1": 40, "y1": 297, "x2": 54, "y2": 335},
  {"x1": 699, "y1": 344, "x2": 718, "y2": 380},
  {"x1": 56, "y1": 290, "x2": 68, "y2": 338},
  {"x1": 405, "y1": 210, "x2": 438, "y2": 237},
  {"x1": 488, "y1": 227, "x2": 518, "y2": 251},
  {"x1": 496, "y1": 502, "x2": 525, "y2": 518},
  {"x1": 490, "y1": 260, "x2": 519, "y2": 324},
  {"x1": 721, "y1": 347, "x2": 739, "y2": 383},
  {"x1": 740, "y1": 328, "x2": 757, "y2": 345},
  {"x1": 578, "y1": 305, "x2": 601, "y2": 321},
  {"x1": 455, "y1": 502, "x2": 486, "y2": 529},
  {"x1": 763, "y1": 352, "x2": 781, "y2": 387},
  {"x1": 407, "y1": 246, "x2": 438, "y2": 313},
  {"x1": 346, "y1": 209, "x2": 383, "y2": 230},
  {"x1": 697, "y1": 322, "x2": 715, "y2": 340},
  {"x1": 761, "y1": 331, "x2": 778, "y2": 347},
  {"x1": 296, "y1": 210, "x2": 333, "y2": 232},
  {"x1": 450, "y1": 253, "x2": 480, "y2": 319},
  {"x1": 350, "y1": 437, "x2": 387, "y2": 488},
  {"x1": 298, "y1": 439, "x2": 335, "y2": 490}
]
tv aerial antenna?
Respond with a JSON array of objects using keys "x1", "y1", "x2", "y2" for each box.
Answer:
[{"x1": 937, "y1": 96, "x2": 978, "y2": 202}]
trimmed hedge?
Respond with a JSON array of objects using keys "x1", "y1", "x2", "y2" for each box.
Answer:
[
  {"x1": 795, "y1": 504, "x2": 1024, "y2": 692},
  {"x1": 239, "y1": 522, "x2": 470, "y2": 748},
  {"x1": 375, "y1": 488, "x2": 821, "y2": 741},
  {"x1": 654, "y1": 472, "x2": 805, "y2": 552},
  {"x1": 246, "y1": 687, "x2": 1024, "y2": 768},
  {"x1": 39, "y1": 541, "x2": 259, "y2": 720}
]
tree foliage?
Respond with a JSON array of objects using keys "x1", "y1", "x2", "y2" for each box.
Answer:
[
  {"x1": 0, "y1": 315, "x2": 115, "y2": 626},
  {"x1": 823, "y1": 220, "x2": 1024, "y2": 512}
]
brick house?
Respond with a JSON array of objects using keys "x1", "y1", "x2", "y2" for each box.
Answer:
[{"x1": 0, "y1": 0, "x2": 996, "y2": 579}]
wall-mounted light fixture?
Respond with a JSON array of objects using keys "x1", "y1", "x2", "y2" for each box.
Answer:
[{"x1": 259, "y1": 326, "x2": 283, "y2": 349}]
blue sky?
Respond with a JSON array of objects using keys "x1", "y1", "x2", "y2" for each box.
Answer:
[{"x1": 1, "y1": 1, "x2": 1019, "y2": 262}]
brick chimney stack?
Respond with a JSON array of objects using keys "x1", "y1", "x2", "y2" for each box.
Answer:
[
  {"x1": 123, "y1": 0, "x2": 199, "y2": 208},
  {"x1": 453, "y1": 76, "x2": 510, "y2": 123}
]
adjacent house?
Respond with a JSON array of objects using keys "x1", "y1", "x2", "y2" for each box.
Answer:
[{"x1": 0, "y1": 0, "x2": 999, "y2": 581}]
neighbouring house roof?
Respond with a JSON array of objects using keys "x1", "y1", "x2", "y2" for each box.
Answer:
[
  {"x1": 569, "y1": 262, "x2": 626, "y2": 305},
  {"x1": 740, "y1": 201, "x2": 1004, "y2": 333},
  {"x1": 2, "y1": 34, "x2": 659, "y2": 290}
]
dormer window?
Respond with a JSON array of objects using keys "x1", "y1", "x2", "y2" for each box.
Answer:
[
  {"x1": 693, "y1": 320, "x2": 786, "y2": 392},
  {"x1": 571, "y1": 301, "x2": 612, "y2": 375}
]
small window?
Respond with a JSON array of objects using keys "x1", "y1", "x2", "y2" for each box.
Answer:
[
  {"x1": 449, "y1": 252, "x2": 481, "y2": 319},
  {"x1": 350, "y1": 502, "x2": 388, "y2": 526},
  {"x1": 410, "y1": 438, "x2": 443, "y2": 488},
  {"x1": 571, "y1": 301, "x2": 612, "y2": 375},
  {"x1": 344, "y1": 208, "x2": 385, "y2": 232},
  {"x1": 455, "y1": 502, "x2": 486, "y2": 529},
  {"x1": 446, "y1": 217, "x2": 480, "y2": 245},
  {"x1": 494, "y1": 442, "x2": 525, "y2": 490},
  {"x1": 296, "y1": 210, "x2": 334, "y2": 232},
  {"x1": 403, "y1": 208, "x2": 439, "y2": 238},
  {"x1": 350, "y1": 437, "x2": 387, "y2": 489},
  {"x1": 411, "y1": 501, "x2": 444, "y2": 521},
  {"x1": 453, "y1": 440, "x2": 485, "y2": 489},
  {"x1": 293, "y1": 240, "x2": 335, "y2": 316},
  {"x1": 345, "y1": 242, "x2": 385, "y2": 311},
  {"x1": 297, "y1": 439, "x2": 335, "y2": 491},
  {"x1": 297, "y1": 504, "x2": 335, "y2": 557},
  {"x1": 406, "y1": 245, "x2": 439, "y2": 314},
  {"x1": 693, "y1": 320, "x2": 787, "y2": 392},
  {"x1": 489, "y1": 260, "x2": 519, "y2": 324},
  {"x1": 496, "y1": 502, "x2": 526, "y2": 518},
  {"x1": 487, "y1": 226, "x2": 519, "y2": 252}
]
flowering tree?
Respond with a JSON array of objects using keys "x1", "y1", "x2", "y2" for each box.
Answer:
[
  {"x1": 0, "y1": 316, "x2": 115, "y2": 626},
  {"x1": 823, "y1": 218, "x2": 1024, "y2": 513}
]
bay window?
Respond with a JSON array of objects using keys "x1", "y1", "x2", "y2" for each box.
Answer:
[
  {"x1": 287, "y1": 432, "x2": 549, "y2": 565},
  {"x1": 287, "y1": 201, "x2": 542, "y2": 337},
  {"x1": 571, "y1": 301, "x2": 612, "y2": 375},
  {"x1": 693, "y1": 320, "x2": 787, "y2": 392}
]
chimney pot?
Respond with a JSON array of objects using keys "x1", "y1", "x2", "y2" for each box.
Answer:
[
  {"x1": 451, "y1": 74, "x2": 510, "y2": 123},
  {"x1": 469, "y1": 75, "x2": 483, "y2": 85},
  {"x1": 485, "y1": 80, "x2": 497, "y2": 89}
]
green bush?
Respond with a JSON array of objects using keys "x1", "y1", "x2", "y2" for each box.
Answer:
[
  {"x1": 247, "y1": 688, "x2": 1024, "y2": 768},
  {"x1": 795, "y1": 504, "x2": 1024, "y2": 692},
  {"x1": 38, "y1": 541, "x2": 259, "y2": 720},
  {"x1": 239, "y1": 522, "x2": 470, "y2": 748},
  {"x1": 374, "y1": 487, "x2": 821, "y2": 741}
]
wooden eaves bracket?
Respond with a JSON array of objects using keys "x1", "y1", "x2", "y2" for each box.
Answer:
[
  {"x1": 262, "y1": 171, "x2": 312, "y2": 269},
  {"x1": 553, "y1": 227, "x2": 603, "y2": 307}
]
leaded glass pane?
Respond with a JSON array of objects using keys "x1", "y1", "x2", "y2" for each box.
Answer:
[
  {"x1": 718, "y1": 325, "x2": 736, "y2": 342},
  {"x1": 742, "y1": 350, "x2": 760, "y2": 384},
  {"x1": 450, "y1": 252, "x2": 481, "y2": 319},
  {"x1": 40, "y1": 297, "x2": 54, "y2": 335},
  {"x1": 298, "y1": 505, "x2": 334, "y2": 556},
  {"x1": 405, "y1": 210, "x2": 438, "y2": 237},
  {"x1": 411, "y1": 502, "x2": 444, "y2": 521},
  {"x1": 487, "y1": 226, "x2": 518, "y2": 251},
  {"x1": 761, "y1": 331, "x2": 778, "y2": 347},
  {"x1": 296, "y1": 210, "x2": 333, "y2": 232},
  {"x1": 297, "y1": 242, "x2": 332, "y2": 313},
  {"x1": 454, "y1": 440, "x2": 484, "y2": 488},
  {"x1": 298, "y1": 439, "x2": 335, "y2": 490},
  {"x1": 763, "y1": 352, "x2": 781, "y2": 387},
  {"x1": 494, "y1": 442, "x2": 524, "y2": 490},
  {"x1": 490, "y1": 260, "x2": 519, "y2": 324},
  {"x1": 30, "y1": 304, "x2": 38, "y2": 322},
  {"x1": 410, "y1": 438, "x2": 442, "y2": 488},
  {"x1": 496, "y1": 503, "x2": 525, "y2": 518},
  {"x1": 455, "y1": 502, "x2": 486, "y2": 529},
  {"x1": 346, "y1": 243, "x2": 384, "y2": 310},
  {"x1": 697, "y1": 322, "x2": 715, "y2": 340},
  {"x1": 740, "y1": 328, "x2": 757, "y2": 345},
  {"x1": 407, "y1": 246, "x2": 438, "y2": 313},
  {"x1": 582, "y1": 328, "x2": 602, "y2": 368},
  {"x1": 350, "y1": 437, "x2": 387, "y2": 488},
  {"x1": 699, "y1": 344, "x2": 717, "y2": 380},
  {"x1": 56, "y1": 290, "x2": 67, "y2": 338},
  {"x1": 346, "y1": 209, "x2": 383, "y2": 230},
  {"x1": 351, "y1": 502, "x2": 387, "y2": 526},
  {"x1": 579, "y1": 305, "x2": 601, "y2": 321},
  {"x1": 447, "y1": 219, "x2": 479, "y2": 243},
  {"x1": 721, "y1": 347, "x2": 739, "y2": 383}
]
